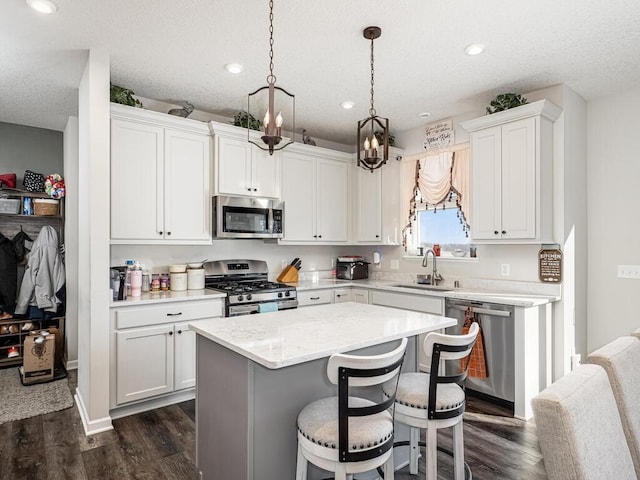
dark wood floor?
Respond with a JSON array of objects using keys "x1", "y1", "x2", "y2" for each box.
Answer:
[{"x1": 0, "y1": 371, "x2": 547, "y2": 480}]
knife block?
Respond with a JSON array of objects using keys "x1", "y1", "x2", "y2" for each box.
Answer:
[{"x1": 276, "y1": 265, "x2": 299, "y2": 283}]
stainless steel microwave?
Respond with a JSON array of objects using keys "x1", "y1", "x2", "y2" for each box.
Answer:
[{"x1": 213, "y1": 195, "x2": 284, "y2": 239}]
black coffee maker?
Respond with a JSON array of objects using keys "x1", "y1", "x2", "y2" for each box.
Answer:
[{"x1": 110, "y1": 266, "x2": 128, "y2": 300}]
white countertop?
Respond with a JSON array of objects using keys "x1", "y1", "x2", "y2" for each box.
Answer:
[
  {"x1": 189, "y1": 302, "x2": 456, "y2": 369},
  {"x1": 293, "y1": 278, "x2": 560, "y2": 307},
  {"x1": 110, "y1": 288, "x2": 225, "y2": 307}
]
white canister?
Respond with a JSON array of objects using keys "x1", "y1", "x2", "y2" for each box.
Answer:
[
  {"x1": 187, "y1": 267, "x2": 205, "y2": 290},
  {"x1": 170, "y1": 272, "x2": 188, "y2": 291}
]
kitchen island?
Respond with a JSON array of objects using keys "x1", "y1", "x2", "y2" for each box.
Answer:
[{"x1": 189, "y1": 302, "x2": 456, "y2": 480}]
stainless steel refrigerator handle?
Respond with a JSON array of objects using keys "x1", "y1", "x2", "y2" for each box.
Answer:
[{"x1": 447, "y1": 304, "x2": 512, "y2": 317}]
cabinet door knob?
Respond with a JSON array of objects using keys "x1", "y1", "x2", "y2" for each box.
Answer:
[
  {"x1": 167, "y1": 232, "x2": 171, "y2": 235},
  {"x1": 494, "y1": 230, "x2": 499, "y2": 235},
  {"x1": 177, "y1": 330, "x2": 182, "y2": 334},
  {"x1": 159, "y1": 231, "x2": 163, "y2": 235},
  {"x1": 253, "y1": 188, "x2": 257, "y2": 192},
  {"x1": 313, "y1": 235, "x2": 317, "y2": 238},
  {"x1": 375, "y1": 234, "x2": 380, "y2": 238},
  {"x1": 318, "y1": 235, "x2": 322, "y2": 238},
  {"x1": 502, "y1": 230, "x2": 506, "y2": 235},
  {"x1": 247, "y1": 188, "x2": 252, "y2": 192},
  {"x1": 168, "y1": 331, "x2": 173, "y2": 336}
]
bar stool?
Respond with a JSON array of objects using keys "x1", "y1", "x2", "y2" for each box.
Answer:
[
  {"x1": 384, "y1": 323, "x2": 479, "y2": 480},
  {"x1": 295, "y1": 337, "x2": 408, "y2": 480}
]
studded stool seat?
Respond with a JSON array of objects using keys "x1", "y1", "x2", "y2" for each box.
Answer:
[
  {"x1": 387, "y1": 372, "x2": 466, "y2": 414},
  {"x1": 297, "y1": 396, "x2": 394, "y2": 460}
]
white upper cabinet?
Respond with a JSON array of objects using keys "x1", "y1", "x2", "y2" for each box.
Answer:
[
  {"x1": 461, "y1": 100, "x2": 561, "y2": 243},
  {"x1": 354, "y1": 147, "x2": 403, "y2": 245},
  {"x1": 356, "y1": 168, "x2": 382, "y2": 242},
  {"x1": 211, "y1": 123, "x2": 281, "y2": 199},
  {"x1": 280, "y1": 144, "x2": 350, "y2": 244},
  {"x1": 110, "y1": 104, "x2": 211, "y2": 244}
]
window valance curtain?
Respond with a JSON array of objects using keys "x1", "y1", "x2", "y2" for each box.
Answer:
[{"x1": 401, "y1": 145, "x2": 471, "y2": 249}]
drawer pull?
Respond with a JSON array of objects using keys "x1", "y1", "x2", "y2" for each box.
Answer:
[
  {"x1": 167, "y1": 312, "x2": 183, "y2": 316},
  {"x1": 310, "y1": 296, "x2": 320, "y2": 300},
  {"x1": 177, "y1": 330, "x2": 183, "y2": 334},
  {"x1": 168, "y1": 331, "x2": 173, "y2": 336}
]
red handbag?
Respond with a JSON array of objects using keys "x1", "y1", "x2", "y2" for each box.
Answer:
[{"x1": 0, "y1": 173, "x2": 17, "y2": 188}]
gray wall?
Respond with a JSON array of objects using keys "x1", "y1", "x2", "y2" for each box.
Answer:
[{"x1": 0, "y1": 122, "x2": 63, "y2": 186}]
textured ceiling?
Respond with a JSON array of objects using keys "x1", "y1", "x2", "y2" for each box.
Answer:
[{"x1": 1, "y1": 0, "x2": 639, "y2": 145}]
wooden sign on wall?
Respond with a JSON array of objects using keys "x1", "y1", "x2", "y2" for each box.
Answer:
[
  {"x1": 423, "y1": 120, "x2": 454, "y2": 151},
  {"x1": 539, "y1": 247, "x2": 562, "y2": 283}
]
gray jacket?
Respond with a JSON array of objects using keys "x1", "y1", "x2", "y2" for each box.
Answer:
[{"x1": 15, "y1": 226, "x2": 65, "y2": 314}]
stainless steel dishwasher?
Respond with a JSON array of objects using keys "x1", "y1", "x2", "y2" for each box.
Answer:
[{"x1": 445, "y1": 298, "x2": 515, "y2": 405}]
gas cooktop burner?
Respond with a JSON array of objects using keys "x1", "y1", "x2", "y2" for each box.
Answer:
[{"x1": 206, "y1": 280, "x2": 291, "y2": 294}]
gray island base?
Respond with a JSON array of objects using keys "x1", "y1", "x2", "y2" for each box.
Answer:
[{"x1": 190, "y1": 302, "x2": 456, "y2": 480}]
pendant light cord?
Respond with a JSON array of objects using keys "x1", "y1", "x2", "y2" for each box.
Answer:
[
  {"x1": 369, "y1": 35, "x2": 376, "y2": 117},
  {"x1": 267, "y1": 0, "x2": 276, "y2": 85}
]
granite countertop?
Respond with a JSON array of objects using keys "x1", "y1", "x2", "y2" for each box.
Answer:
[
  {"x1": 189, "y1": 302, "x2": 456, "y2": 369},
  {"x1": 293, "y1": 278, "x2": 560, "y2": 307},
  {"x1": 110, "y1": 288, "x2": 225, "y2": 307}
]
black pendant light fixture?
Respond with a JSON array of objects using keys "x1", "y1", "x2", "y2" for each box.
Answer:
[
  {"x1": 248, "y1": 0, "x2": 295, "y2": 155},
  {"x1": 357, "y1": 26, "x2": 389, "y2": 173}
]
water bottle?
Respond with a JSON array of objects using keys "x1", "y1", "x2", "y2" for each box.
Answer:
[{"x1": 130, "y1": 263, "x2": 142, "y2": 297}]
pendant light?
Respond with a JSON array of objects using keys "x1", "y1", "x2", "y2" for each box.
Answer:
[
  {"x1": 357, "y1": 26, "x2": 389, "y2": 173},
  {"x1": 248, "y1": 0, "x2": 295, "y2": 155}
]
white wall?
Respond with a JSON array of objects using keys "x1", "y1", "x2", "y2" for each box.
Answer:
[
  {"x1": 63, "y1": 116, "x2": 79, "y2": 367},
  {"x1": 0, "y1": 122, "x2": 63, "y2": 186},
  {"x1": 587, "y1": 87, "x2": 640, "y2": 351},
  {"x1": 135, "y1": 96, "x2": 353, "y2": 153},
  {"x1": 76, "y1": 49, "x2": 112, "y2": 435}
]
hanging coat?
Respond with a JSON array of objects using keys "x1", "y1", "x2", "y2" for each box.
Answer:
[
  {"x1": 0, "y1": 232, "x2": 19, "y2": 314},
  {"x1": 15, "y1": 226, "x2": 65, "y2": 315}
]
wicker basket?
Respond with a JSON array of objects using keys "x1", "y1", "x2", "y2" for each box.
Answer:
[{"x1": 33, "y1": 199, "x2": 59, "y2": 216}]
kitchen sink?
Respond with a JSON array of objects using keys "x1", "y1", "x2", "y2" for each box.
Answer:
[{"x1": 390, "y1": 283, "x2": 453, "y2": 292}]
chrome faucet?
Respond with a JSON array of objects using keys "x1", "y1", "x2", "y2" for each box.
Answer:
[{"x1": 421, "y1": 248, "x2": 443, "y2": 285}]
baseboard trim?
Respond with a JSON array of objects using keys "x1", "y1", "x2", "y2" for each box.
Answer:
[
  {"x1": 74, "y1": 388, "x2": 113, "y2": 436},
  {"x1": 66, "y1": 359, "x2": 78, "y2": 370},
  {"x1": 109, "y1": 388, "x2": 195, "y2": 420}
]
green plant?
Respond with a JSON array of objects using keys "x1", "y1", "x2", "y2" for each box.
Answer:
[
  {"x1": 110, "y1": 83, "x2": 143, "y2": 108},
  {"x1": 232, "y1": 111, "x2": 262, "y2": 131},
  {"x1": 486, "y1": 93, "x2": 528, "y2": 114},
  {"x1": 373, "y1": 130, "x2": 396, "y2": 147}
]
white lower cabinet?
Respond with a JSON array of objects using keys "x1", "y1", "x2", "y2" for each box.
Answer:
[
  {"x1": 333, "y1": 288, "x2": 353, "y2": 303},
  {"x1": 297, "y1": 289, "x2": 333, "y2": 307},
  {"x1": 112, "y1": 298, "x2": 222, "y2": 406},
  {"x1": 370, "y1": 290, "x2": 443, "y2": 371},
  {"x1": 352, "y1": 288, "x2": 370, "y2": 304}
]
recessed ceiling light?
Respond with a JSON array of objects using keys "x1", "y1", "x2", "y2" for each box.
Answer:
[
  {"x1": 26, "y1": 0, "x2": 58, "y2": 14},
  {"x1": 418, "y1": 112, "x2": 431, "y2": 119},
  {"x1": 225, "y1": 63, "x2": 244, "y2": 74},
  {"x1": 464, "y1": 43, "x2": 486, "y2": 56},
  {"x1": 341, "y1": 101, "x2": 355, "y2": 109}
]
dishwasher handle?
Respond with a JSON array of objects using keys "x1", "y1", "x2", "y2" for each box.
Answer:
[{"x1": 446, "y1": 304, "x2": 512, "y2": 317}]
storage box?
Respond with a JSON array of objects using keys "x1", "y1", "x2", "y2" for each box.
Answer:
[
  {"x1": 22, "y1": 332, "x2": 55, "y2": 384},
  {"x1": 0, "y1": 198, "x2": 20, "y2": 214},
  {"x1": 33, "y1": 198, "x2": 59, "y2": 216}
]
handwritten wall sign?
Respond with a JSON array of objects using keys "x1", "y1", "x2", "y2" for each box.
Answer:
[
  {"x1": 539, "y1": 248, "x2": 562, "y2": 283},
  {"x1": 423, "y1": 120, "x2": 454, "y2": 151}
]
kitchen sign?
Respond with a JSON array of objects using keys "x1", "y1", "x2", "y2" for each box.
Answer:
[
  {"x1": 539, "y1": 247, "x2": 562, "y2": 283},
  {"x1": 423, "y1": 120, "x2": 454, "y2": 151}
]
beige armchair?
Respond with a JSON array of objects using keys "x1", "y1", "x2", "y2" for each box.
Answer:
[
  {"x1": 588, "y1": 336, "x2": 640, "y2": 477},
  {"x1": 531, "y1": 364, "x2": 636, "y2": 480}
]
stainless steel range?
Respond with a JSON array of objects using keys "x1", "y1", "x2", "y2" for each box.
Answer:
[{"x1": 204, "y1": 259, "x2": 298, "y2": 317}]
